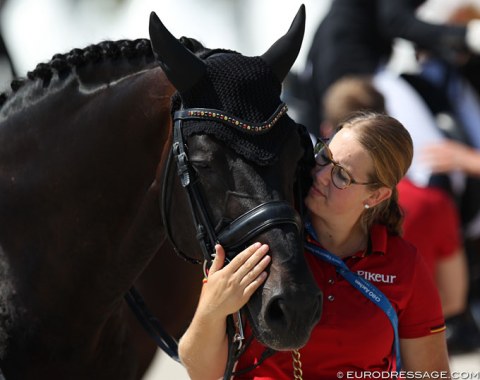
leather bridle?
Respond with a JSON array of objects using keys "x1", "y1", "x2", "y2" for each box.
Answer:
[
  {"x1": 163, "y1": 103, "x2": 303, "y2": 265},
  {"x1": 127, "y1": 102, "x2": 304, "y2": 379}
]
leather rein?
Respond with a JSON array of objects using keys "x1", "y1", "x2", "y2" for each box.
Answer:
[{"x1": 126, "y1": 102, "x2": 303, "y2": 379}]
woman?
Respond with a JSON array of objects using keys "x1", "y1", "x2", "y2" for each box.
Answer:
[{"x1": 178, "y1": 112, "x2": 450, "y2": 379}]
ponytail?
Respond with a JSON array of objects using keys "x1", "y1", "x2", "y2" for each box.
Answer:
[{"x1": 360, "y1": 187, "x2": 404, "y2": 236}]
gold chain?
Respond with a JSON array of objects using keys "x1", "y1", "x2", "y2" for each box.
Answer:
[{"x1": 292, "y1": 349, "x2": 303, "y2": 380}]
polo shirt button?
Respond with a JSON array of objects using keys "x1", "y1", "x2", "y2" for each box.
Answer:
[
  {"x1": 328, "y1": 278, "x2": 335, "y2": 284},
  {"x1": 327, "y1": 295, "x2": 335, "y2": 301}
]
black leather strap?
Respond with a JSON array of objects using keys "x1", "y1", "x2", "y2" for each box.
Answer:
[
  {"x1": 217, "y1": 200, "x2": 301, "y2": 253},
  {"x1": 124, "y1": 287, "x2": 180, "y2": 362}
]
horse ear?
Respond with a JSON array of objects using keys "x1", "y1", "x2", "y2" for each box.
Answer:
[
  {"x1": 149, "y1": 11, "x2": 206, "y2": 92},
  {"x1": 260, "y1": 4, "x2": 306, "y2": 83}
]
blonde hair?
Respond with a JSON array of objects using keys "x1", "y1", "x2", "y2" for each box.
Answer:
[
  {"x1": 337, "y1": 112, "x2": 413, "y2": 235},
  {"x1": 323, "y1": 75, "x2": 386, "y2": 127}
]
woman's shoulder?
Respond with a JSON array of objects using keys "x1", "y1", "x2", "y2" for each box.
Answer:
[
  {"x1": 384, "y1": 231, "x2": 431, "y2": 282},
  {"x1": 389, "y1": 233, "x2": 417, "y2": 257},
  {"x1": 370, "y1": 224, "x2": 429, "y2": 281}
]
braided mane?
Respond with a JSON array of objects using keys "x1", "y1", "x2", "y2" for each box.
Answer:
[{"x1": 0, "y1": 37, "x2": 205, "y2": 110}]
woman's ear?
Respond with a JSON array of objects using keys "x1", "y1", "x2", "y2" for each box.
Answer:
[{"x1": 366, "y1": 186, "x2": 392, "y2": 208}]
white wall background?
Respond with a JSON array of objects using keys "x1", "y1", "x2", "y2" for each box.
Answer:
[
  {"x1": 0, "y1": 0, "x2": 331, "y2": 85},
  {"x1": 4, "y1": 0, "x2": 480, "y2": 87}
]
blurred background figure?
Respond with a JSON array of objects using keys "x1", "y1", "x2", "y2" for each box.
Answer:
[
  {"x1": 320, "y1": 74, "x2": 385, "y2": 138},
  {"x1": 294, "y1": 0, "x2": 480, "y2": 137},
  {"x1": 395, "y1": 4, "x2": 480, "y2": 353},
  {"x1": 404, "y1": 4, "x2": 480, "y2": 235},
  {"x1": 422, "y1": 139, "x2": 480, "y2": 178}
]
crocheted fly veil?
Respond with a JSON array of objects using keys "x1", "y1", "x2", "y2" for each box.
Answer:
[
  {"x1": 149, "y1": 5, "x2": 309, "y2": 166},
  {"x1": 171, "y1": 52, "x2": 292, "y2": 164}
]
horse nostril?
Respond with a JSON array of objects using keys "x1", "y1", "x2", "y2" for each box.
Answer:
[
  {"x1": 265, "y1": 293, "x2": 323, "y2": 330},
  {"x1": 266, "y1": 296, "x2": 288, "y2": 326}
]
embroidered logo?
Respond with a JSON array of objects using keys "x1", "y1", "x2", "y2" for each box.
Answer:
[{"x1": 356, "y1": 270, "x2": 396, "y2": 284}]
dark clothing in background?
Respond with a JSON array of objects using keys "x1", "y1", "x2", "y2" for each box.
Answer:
[{"x1": 299, "y1": 0, "x2": 467, "y2": 134}]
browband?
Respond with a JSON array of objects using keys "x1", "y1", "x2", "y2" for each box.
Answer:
[{"x1": 173, "y1": 102, "x2": 288, "y2": 134}]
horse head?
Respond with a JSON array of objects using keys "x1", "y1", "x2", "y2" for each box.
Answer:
[{"x1": 151, "y1": 5, "x2": 322, "y2": 351}]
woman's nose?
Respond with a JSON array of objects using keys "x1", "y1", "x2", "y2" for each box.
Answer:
[{"x1": 313, "y1": 164, "x2": 331, "y2": 185}]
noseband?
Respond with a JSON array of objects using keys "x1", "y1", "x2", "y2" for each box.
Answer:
[{"x1": 163, "y1": 102, "x2": 302, "y2": 264}]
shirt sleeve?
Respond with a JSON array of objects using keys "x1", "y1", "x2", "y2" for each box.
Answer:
[{"x1": 398, "y1": 252, "x2": 446, "y2": 338}]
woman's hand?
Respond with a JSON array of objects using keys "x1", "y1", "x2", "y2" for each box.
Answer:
[
  {"x1": 422, "y1": 140, "x2": 480, "y2": 176},
  {"x1": 197, "y1": 242, "x2": 271, "y2": 320},
  {"x1": 179, "y1": 242, "x2": 270, "y2": 380}
]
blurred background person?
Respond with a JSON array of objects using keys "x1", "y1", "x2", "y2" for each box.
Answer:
[{"x1": 294, "y1": 0, "x2": 480, "y2": 137}]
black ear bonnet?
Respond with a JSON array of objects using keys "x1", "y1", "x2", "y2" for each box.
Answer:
[
  {"x1": 171, "y1": 48, "x2": 300, "y2": 166},
  {"x1": 149, "y1": 4, "x2": 308, "y2": 166}
]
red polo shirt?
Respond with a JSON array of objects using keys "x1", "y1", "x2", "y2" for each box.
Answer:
[{"x1": 234, "y1": 224, "x2": 445, "y2": 380}]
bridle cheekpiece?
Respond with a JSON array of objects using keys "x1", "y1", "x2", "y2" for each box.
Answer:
[{"x1": 167, "y1": 101, "x2": 301, "y2": 265}]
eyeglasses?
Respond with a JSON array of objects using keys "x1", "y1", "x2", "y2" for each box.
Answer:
[{"x1": 314, "y1": 138, "x2": 378, "y2": 190}]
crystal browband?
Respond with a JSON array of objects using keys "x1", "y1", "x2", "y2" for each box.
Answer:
[{"x1": 173, "y1": 102, "x2": 288, "y2": 134}]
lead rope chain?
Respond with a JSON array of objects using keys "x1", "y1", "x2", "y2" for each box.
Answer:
[{"x1": 292, "y1": 349, "x2": 303, "y2": 380}]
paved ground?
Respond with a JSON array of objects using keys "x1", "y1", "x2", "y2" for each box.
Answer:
[
  {"x1": 143, "y1": 348, "x2": 480, "y2": 379},
  {"x1": 449, "y1": 351, "x2": 480, "y2": 372},
  {"x1": 142, "y1": 351, "x2": 188, "y2": 380}
]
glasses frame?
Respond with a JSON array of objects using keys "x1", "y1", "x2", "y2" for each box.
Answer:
[{"x1": 314, "y1": 138, "x2": 378, "y2": 190}]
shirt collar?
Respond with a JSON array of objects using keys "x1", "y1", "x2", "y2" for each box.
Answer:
[
  {"x1": 369, "y1": 223, "x2": 388, "y2": 256},
  {"x1": 352, "y1": 224, "x2": 388, "y2": 258},
  {"x1": 305, "y1": 221, "x2": 388, "y2": 258}
]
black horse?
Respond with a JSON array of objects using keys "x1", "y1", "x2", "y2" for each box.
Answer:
[{"x1": 0, "y1": 5, "x2": 322, "y2": 379}]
